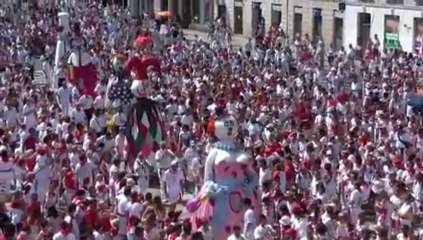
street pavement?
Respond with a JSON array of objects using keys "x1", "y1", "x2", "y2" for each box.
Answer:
[{"x1": 147, "y1": 187, "x2": 194, "y2": 219}]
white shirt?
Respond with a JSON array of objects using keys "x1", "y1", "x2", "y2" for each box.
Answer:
[
  {"x1": 155, "y1": 149, "x2": 173, "y2": 169},
  {"x1": 22, "y1": 104, "x2": 36, "y2": 127},
  {"x1": 128, "y1": 201, "x2": 143, "y2": 217},
  {"x1": 89, "y1": 116, "x2": 102, "y2": 133},
  {"x1": 243, "y1": 208, "x2": 256, "y2": 240},
  {"x1": 227, "y1": 234, "x2": 244, "y2": 240},
  {"x1": 162, "y1": 169, "x2": 183, "y2": 198},
  {"x1": 34, "y1": 155, "x2": 50, "y2": 181},
  {"x1": 253, "y1": 225, "x2": 273, "y2": 240},
  {"x1": 181, "y1": 114, "x2": 193, "y2": 126},
  {"x1": 75, "y1": 161, "x2": 94, "y2": 186},
  {"x1": 259, "y1": 167, "x2": 271, "y2": 187},
  {"x1": 94, "y1": 84, "x2": 107, "y2": 95},
  {"x1": 94, "y1": 95, "x2": 105, "y2": 109},
  {"x1": 4, "y1": 107, "x2": 18, "y2": 127},
  {"x1": 113, "y1": 112, "x2": 126, "y2": 126},
  {"x1": 70, "y1": 109, "x2": 87, "y2": 123},
  {"x1": 117, "y1": 194, "x2": 129, "y2": 215},
  {"x1": 57, "y1": 87, "x2": 71, "y2": 105},
  {"x1": 291, "y1": 217, "x2": 309, "y2": 239},
  {"x1": 52, "y1": 232, "x2": 76, "y2": 240},
  {"x1": 115, "y1": 134, "x2": 126, "y2": 155},
  {"x1": 78, "y1": 95, "x2": 94, "y2": 110}
]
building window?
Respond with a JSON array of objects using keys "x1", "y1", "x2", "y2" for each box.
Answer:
[
  {"x1": 416, "y1": 0, "x2": 423, "y2": 6},
  {"x1": 357, "y1": 13, "x2": 371, "y2": 48},
  {"x1": 192, "y1": 0, "x2": 200, "y2": 23},
  {"x1": 161, "y1": 0, "x2": 168, "y2": 11},
  {"x1": 293, "y1": 12, "x2": 303, "y2": 36},
  {"x1": 386, "y1": 0, "x2": 404, "y2": 4},
  {"x1": 384, "y1": 15, "x2": 400, "y2": 49},
  {"x1": 414, "y1": 18, "x2": 423, "y2": 52},
  {"x1": 271, "y1": 4, "x2": 282, "y2": 27},
  {"x1": 205, "y1": 0, "x2": 213, "y2": 23},
  {"x1": 312, "y1": 8, "x2": 322, "y2": 41}
]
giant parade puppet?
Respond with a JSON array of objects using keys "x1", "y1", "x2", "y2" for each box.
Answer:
[
  {"x1": 186, "y1": 103, "x2": 259, "y2": 239},
  {"x1": 67, "y1": 23, "x2": 97, "y2": 97},
  {"x1": 54, "y1": 11, "x2": 97, "y2": 96},
  {"x1": 108, "y1": 34, "x2": 166, "y2": 161}
]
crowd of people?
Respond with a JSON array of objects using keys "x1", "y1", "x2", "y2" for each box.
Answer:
[{"x1": 0, "y1": 1, "x2": 421, "y2": 240}]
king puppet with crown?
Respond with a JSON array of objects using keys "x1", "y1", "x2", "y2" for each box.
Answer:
[
  {"x1": 67, "y1": 23, "x2": 97, "y2": 97},
  {"x1": 121, "y1": 34, "x2": 166, "y2": 162}
]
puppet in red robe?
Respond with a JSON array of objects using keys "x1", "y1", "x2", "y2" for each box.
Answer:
[{"x1": 67, "y1": 23, "x2": 97, "y2": 97}]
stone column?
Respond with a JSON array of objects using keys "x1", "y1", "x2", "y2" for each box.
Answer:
[
  {"x1": 199, "y1": 0, "x2": 205, "y2": 23},
  {"x1": 169, "y1": 0, "x2": 175, "y2": 15},
  {"x1": 129, "y1": 0, "x2": 140, "y2": 17}
]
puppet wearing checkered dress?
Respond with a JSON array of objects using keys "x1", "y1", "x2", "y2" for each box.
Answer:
[{"x1": 110, "y1": 37, "x2": 166, "y2": 162}]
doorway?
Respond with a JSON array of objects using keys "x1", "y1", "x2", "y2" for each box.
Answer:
[
  {"x1": 293, "y1": 13, "x2": 303, "y2": 36},
  {"x1": 161, "y1": 0, "x2": 168, "y2": 11},
  {"x1": 333, "y1": 17, "x2": 343, "y2": 49},
  {"x1": 218, "y1": 4, "x2": 227, "y2": 26},
  {"x1": 414, "y1": 18, "x2": 423, "y2": 52},
  {"x1": 271, "y1": 4, "x2": 282, "y2": 27},
  {"x1": 312, "y1": 8, "x2": 322, "y2": 41},
  {"x1": 357, "y1": 13, "x2": 371, "y2": 48},
  {"x1": 181, "y1": 0, "x2": 192, "y2": 28},
  {"x1": 234, "y1": 4, "x2": 243, "y2": 34},
  {"x1": 252, "y1": 2, "x2": 263, "y2": 36}
]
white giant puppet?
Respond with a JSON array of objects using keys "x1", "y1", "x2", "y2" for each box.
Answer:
[{"x1": 186, "y1": 107, "x2": 259, "y2": 239}]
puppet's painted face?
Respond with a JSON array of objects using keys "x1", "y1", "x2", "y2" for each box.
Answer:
[
  {"x1": 130, "y1": 79, "x2": 150, "y2": 98},
  {"x1": 213, "y1": 115, "x2": 239, "y2": 141}
]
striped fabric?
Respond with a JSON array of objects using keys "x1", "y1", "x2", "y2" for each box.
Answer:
[{"x1": 126, "y1": 98, "x2": 166, "y2": 162}]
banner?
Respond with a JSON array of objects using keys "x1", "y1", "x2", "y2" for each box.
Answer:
[{"x1": 385, "y1": 32, "x2": 399, "y2": 48}]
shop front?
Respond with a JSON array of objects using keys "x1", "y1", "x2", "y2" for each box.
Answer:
[{"x1": 384, "y1": 15, "x2": 399, "y2": 49}]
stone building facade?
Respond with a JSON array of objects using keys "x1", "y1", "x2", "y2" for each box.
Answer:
[{"x1": 151, "y1": 0, "x2": 343, "y2": 47}]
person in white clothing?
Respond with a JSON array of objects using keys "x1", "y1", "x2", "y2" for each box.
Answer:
[
  {"x1": 114, "y1": 127, "x2": 126, "y2": 155},
  {"x1": 70, "y1": 104, "x2": 87, "y2": 124},
  {"x1": 155, "y1": 143, "x2": 174, "y2": 179},
  {"x1": 134, "y1": 154, "x2": 150, "y2": 195},
  {"x1": 112, "y1": 108, "x2": 126, "y2": 129},
  {"x1": 34, "y1": 148, "x2": 51, "y2": 203},
  {"x1": 94, "y1": 92, "x2": 106, "y2": 110},
  {"x1": 74, "y1": 156, "x2": 94, "y2": 188},
  {"x1": 227, "y1": 226, "x2": 245, "y2": 240},
  {"x1": 162, "y1": 160, "x2": 184, "y2": 211},
  {"x1": 116, "y1": 187, "x2": 131, "y2": 238},
  {"x1": 89, "y1": 111, "x2": 103, "y2": 136},
  {"x1": 127, "y1": 191, "x2": 143, "y2": 219},
  {"x1": 243, "y1": 198, "x2": 256, "y2": 240},
  {"x1": 52, "y1": 222, "x2": 76, "y2": 240},
  {"x1": 22, "y1": 98, "x2": 37, "y2": 130},
  {"x1": 3, "y1": 105, "x2": 19, "y2": 128},
  {"x1": 57, "y1": 84, "x2": 72, "y2": 116},
  {"x1": 78, "y1": 93, "x2": 94, "y2": 120}
]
